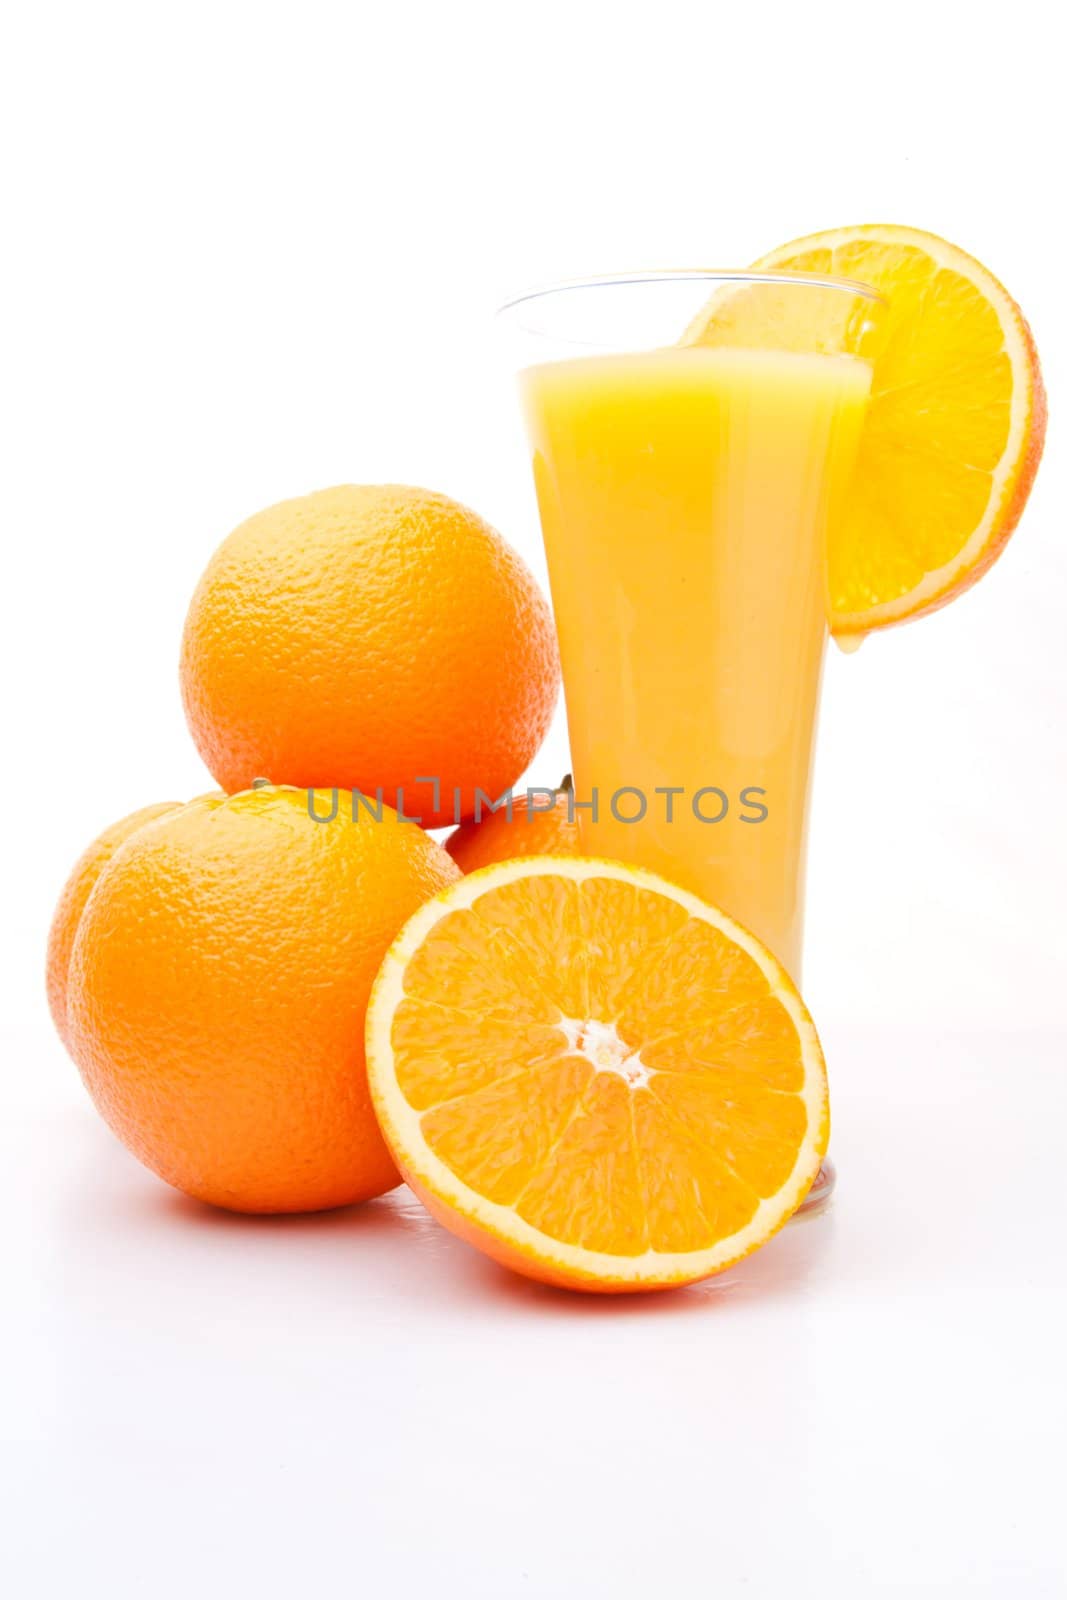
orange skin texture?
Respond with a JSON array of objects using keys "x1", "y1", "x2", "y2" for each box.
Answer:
[
  {"x1": 179, "y1": 485, "x2": 561, "y2": 828},
  {"x1": 46, "y1": 801, "x2": 182, "y2": 1048},
  {"x1": 445, "y1": 792, "x2": 580, "y2": 873},
  {"x1": 66, "y1": 786, "x2": 459, "y2": 1213}
]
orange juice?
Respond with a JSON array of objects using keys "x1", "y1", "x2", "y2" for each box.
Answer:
[{"x1": 520, "y1": 345, "x2": 872, "y2": 978}]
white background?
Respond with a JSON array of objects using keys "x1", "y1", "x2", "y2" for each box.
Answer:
[{"x1": 2, "y1": 3, "x2": 1064, "y2": 1596}]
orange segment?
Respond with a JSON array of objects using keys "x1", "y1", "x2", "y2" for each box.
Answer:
[
  {"x1": 685, "y1": 225, "x2": 1046, "y2": 636},
  {"x1": 390, "y1": 1000, "x2": 569, "y2": 1111},
  {"x1": 366, "y1": 858, "x2": 828, "y2": 1292},
  {"x1": 422, "y1": 1056, "x2": 590, "y2": 1208}
]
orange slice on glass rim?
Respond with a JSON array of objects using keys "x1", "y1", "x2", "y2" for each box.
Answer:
[
  {"x1": 366, "y1": 857, "x2": 828, "y2": 1293},
  {"x1": 685, "y1": 224, "x2": 1046, "y2": 637}
]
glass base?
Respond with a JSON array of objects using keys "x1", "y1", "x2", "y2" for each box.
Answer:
[{"x1": 793, "y1": 1156, "x2": 836, "y2": 1218}]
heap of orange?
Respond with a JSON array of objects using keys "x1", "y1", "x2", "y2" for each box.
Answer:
[
  {"x1": 47, "y1": 229, "x2": 1048, "y2": 1290},
  {"x1": 63, "y1": 785, "x2": 458, "y2": 1213},
  {"x1": 367, "y1": 857, "x2": 828, "y2": 1291},
  {"x1": 180, "y1": 485, "x2": 560, "y2": 828}
]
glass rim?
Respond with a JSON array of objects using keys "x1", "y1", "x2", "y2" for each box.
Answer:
[{"x1": 497, "y1": 268, "x2": 886, "y2": 319}]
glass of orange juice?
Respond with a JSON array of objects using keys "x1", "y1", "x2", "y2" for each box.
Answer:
[{"x1": 500, "y1": 272, "x2": 885, "y2": 1210}]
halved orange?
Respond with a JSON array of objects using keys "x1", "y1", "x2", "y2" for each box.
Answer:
[
  {"x1": 686, "y1": 225, "x2": 1046, "y2": 637},
  {"x1": 366, "y1": 857, "x2": 828, "y2": 1293}
]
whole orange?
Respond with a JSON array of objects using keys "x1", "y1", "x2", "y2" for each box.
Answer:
[
  {"x1": 180, "y1": 485, "x2": 560, "y2": 827},
  {"x1": 446, "y1": 778, "x2": 580, "y2": 873},
  {"x1": 46, "y1": 800, "x2": 182, "y2": 1049},
  {"x1": 66, "y1": 784, "x2": 459, "y2": 1213}
]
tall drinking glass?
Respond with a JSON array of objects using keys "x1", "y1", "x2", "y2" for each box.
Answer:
[{"x1": 500, "y1": 272, "x2": 885, "y2": 1209}]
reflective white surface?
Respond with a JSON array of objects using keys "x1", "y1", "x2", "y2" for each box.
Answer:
[{"x1": 3, "y1": 1024, "x2": 1064, "y2": 1598}]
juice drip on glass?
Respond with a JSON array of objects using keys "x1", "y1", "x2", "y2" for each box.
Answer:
[{"x1": 834, "y1": 632, "x2": 868, "y2": 655}]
